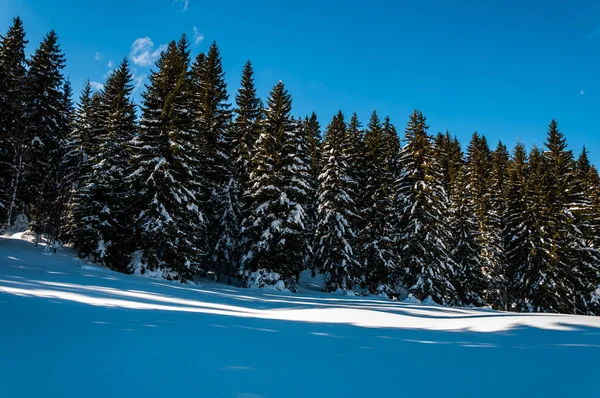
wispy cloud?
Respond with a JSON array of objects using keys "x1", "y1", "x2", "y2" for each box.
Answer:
[
  {"x1": 94, "y1": 52, "x2": 102, "y2": 61},
  {"x1": 129, "y1": 37, "x2": 167, "y2": 67},
  {"x1": 174, "y1": 0, "x2": 189, "y2": 12},
  {"x1": 90, "y1": 81, "x2": 104, "y2": 91},
  {"x1": 107, "y1": 60, "x2": 114, "y2": 69},
  {"x1": 132, "y1": 73, "x2": 147, "y2": 92},
  {"x1": 588, "y1": 28, "x2": 600, "y2": 38},
  {"x1": 580, "y1": 89, "x2": 585, "y2": 95},
  {"x1": 193, "y1": 26, "x2": 204, "y2": 45}
]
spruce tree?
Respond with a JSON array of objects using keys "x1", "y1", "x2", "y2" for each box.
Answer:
[
  {"x1": 449, "y1": 164, "x2": 485, "y2": 306},
  {"x1": 486, "y1": 141, "x2": 510, "y2": 309},
  {"x1": 191, "y1": 41, "x2": 235, "y2": 275},
  {"x1": 22, "y1": 30, "x2": 67, "y2": 242},
  {"x1": 62, "y1": 82, "x2": 102, "y2": 250},
  {"x1": 130, "y1": 36, "x2": 205, "y2": 280},
  {"x1": 79, "y1": 60, "x2": 136, "y2": 270},
  {"x1": 0, "y1": 16, "x2": 28, "y2": 228},
  {"x1": 313, "y1": 111, "x2": 359, "y2": 292},
  {"x1": 303, "y1": 112, "x2": 322, "y2": 267},
  {"x1": 240, "y1": 81, "x2": 309, "y2": 290},
  {"x1": 396, "y1": 110, "x2": 456, "y2": 303},
  {"x1": 358, "y1": 111, "x2": 398, "y2": 295},
  {"x1": 232, "y1": 60, "x2": 261, "y2": 200},
  {"x1": 510, "y1": 145, "x2": 561, "y2": 312},
  {"x1": 541, "y1": 120, "x2": 599, "y2": 313},
  {"x1": 433, "y1": 131, "x2": 462, "y2": 193}
]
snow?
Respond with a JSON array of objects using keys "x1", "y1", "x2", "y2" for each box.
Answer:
[{"x1": 1, "y1": 234, "x2": 600, "y2": 398}]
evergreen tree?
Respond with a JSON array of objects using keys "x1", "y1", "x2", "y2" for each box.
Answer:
[
  {"x1": 0, "y1": 16, "x2": 28, "y2": 228},
  {"x1": 396, "y1": 110, "x2": 456, "y2": 303},
  {"x1": 433, "y1": 131, "x2": 463, "y2": 193},
  {"x1": 191, "y1": 41, "x2": 235, "y2": 274},
  {"x1": 509, "y1": 145, "x2": 560, "y2": 312},
  {"x1": 130, "y1": 36, "x2": 205, "y2": 280},
  {"x1": 240, "y1": 81, "x2": 309, "y2": 290},
  {"x1": 78, "y1": 60, "x2": 136, "y2": 270},
  {"x1": 486, "y1": 141, "x2": 510, "y2": 309},
  {"x1": 62, "y1": 82, "x2": 102, "y2": 250},
  {"x1": 232, "y1": 60, "x2": 261, "y2": 200},
  {"x1": 303, "y1": 112, "x2": 322, "y2": 266},
  {"x1": 541, "y1": 121, "x2": 599, "y2": 313},
  {"x1": 358, "y1": 111, "x2": 398, "y2": 295},
  {"x1": 22, "y1": 30, "x2": 67, "y2": 242},
  {"x1": 449, "y1": 165, "x2": 485, "y2": 305},
  {"x1": 313, "y1": 111, "x2": 359, "y2": 292}
]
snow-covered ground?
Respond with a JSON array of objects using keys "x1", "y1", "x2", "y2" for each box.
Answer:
[{"x1": 1, "y1": 234, "x2": 599, "y2": 398}]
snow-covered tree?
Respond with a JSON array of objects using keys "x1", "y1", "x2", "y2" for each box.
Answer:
[
  {"x1": 74, "y1": 60, "x2": 137, "y2": 270},
  {"x1": 240, "y1": 82, "x2": 310, "y2": 290},
  {"x1": 22, "y1": 30, "x2": 68, "y2": 242},
  {"x1": 190, "y1": 42, "x2": 236, "y2": 275},
  {"x1": 396, "y1": 110, "x2": 456, "y2": 304},
  {"x1": 358, "y1": 111, "x2": 398, "y2": 295},
  {"x1": 449, "y1": 165, "x2": 485, "y2": 306},
  {"x1": 0, "y1": 16, "x2": 28, "y2": 228},
  {"x1": 130, "y1": 36, "x2": 206, "y2": 280},
  {"x1": 313, "y1": 111, "x2": 359, "y2": 292}
]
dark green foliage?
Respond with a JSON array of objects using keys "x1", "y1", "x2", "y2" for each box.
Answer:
[
  {"x1": 240, "y1": 82, "x2": 310, "y2": 290},
  {"x1": 22, "y1": 30, "x2": 68, "y2": 241},
  {"x1": 62, "y1": 82, "x2": 103, "y2": 253},
  {"x1": 190, "y1": 42, "x2": 235, "y2": 275},
  {"x1": 396, "y1": 110, "x2": 456, "y2": 303},
  {"x1": 313, "y1": 111, "x2": 359, "y2": 292},
  {"x1": 0, "y1": 17, "x2": 28, "y2": 227},
  {"x1": 78, "y1": 60, "x2": 136, "y2": 270},
  {"x1": 358, "y1": 111, "x2": 398, "y2": 295},
  {"x1": 130, "y1": 36, "x2": 206, "y2": 280}
]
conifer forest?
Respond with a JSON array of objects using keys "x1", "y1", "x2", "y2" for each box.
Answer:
[{"x1": 2, "y1": 16, "x2": 600, "y2": 316}]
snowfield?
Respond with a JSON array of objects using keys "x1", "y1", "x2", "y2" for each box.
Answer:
[{"x1": 1, "y1": 234, "x2": 599, "y2": 398}]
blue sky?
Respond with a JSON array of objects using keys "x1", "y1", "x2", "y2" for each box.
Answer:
[{"x1": 3, "y1": 0, "x2": 600, "y2": 165}]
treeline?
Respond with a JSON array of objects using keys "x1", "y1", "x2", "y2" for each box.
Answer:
[{"x1": 1, "y1": 17, "x2": 599, "y2": 314}]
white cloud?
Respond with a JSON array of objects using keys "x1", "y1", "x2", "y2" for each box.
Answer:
[
  {"x1": 174, "y1": 0, "x2": 189, "y2": 11},
  {"x1": 193, "y1": 26, "x2": 204, "y2": 45},
  {"x1": 94, "y1": 52, "x2": 102, "y2": 61},
  {"x1": 90, "y1": 81, "x2": 104, "y2": 91},
  {"x1": 129, "y1": 37, "x2": 167, "y2": 67},
  {"x1": 107, "y1": 60, "x2": 114, "y2": 69},
  {"x1": 580, "y1": 89, "x2": 585, "y2": 95}
]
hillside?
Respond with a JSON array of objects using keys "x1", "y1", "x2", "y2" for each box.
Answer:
[{"x1": 1, "y1": 234, "x2": 599, "y2": 398}]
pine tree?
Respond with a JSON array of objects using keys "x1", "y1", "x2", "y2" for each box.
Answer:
[
  {"x1": 449, "y1": 164, "x2": 485, "y2": 305},
  {"x1": 358, "y1": 111, "x2": 398, "y2": 295},
  {"x1": 396, "y1": 110, "x2": 456, "y2": 303},
  {"x1": 486, "y1": 141, "x2": 510, "y2": 309},
  {"x1": 510, "y1": 145, "x2": 561, "y2": 312},
  {"x1": 232, "y1": 60, "x2": 261, "y2": 200},
  {"x1": 62, "y1": 82, "x2": 102, "y2": 250},
  {"x1": 23, "y1": 30, "x2": 67, "y2": 242},
  {"x1": 191, "y1": 41, "x2": 235, "y2": 274},
  {"x1": 313, "y1": 111, "x2": 359, "y2": 292},
  {"x1": 0, "y1": 17, "x2": 28, "y2": 228},
  {"x1": 303, "y1": 112, "x2": 322, "y2": 267},
  {"x1": 240, "y1": 81, "x2": 309, "y2": 290},
  {"x1": 541, "y1": 120, "x2": 599, "y2": 313},
  {"x1": 130, "y1": 36, "x2": 205, "y2": 280},
  {"x1": 433, "y1": 131, "x2": 462, "y2": 193},
  {"x1": 78, "y1": 60, "x2": 137, "y2": 270}
]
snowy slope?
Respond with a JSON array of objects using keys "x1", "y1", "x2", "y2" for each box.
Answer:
[{"x1": 1, "y1": 234, "x2": 599, "y2": 398}]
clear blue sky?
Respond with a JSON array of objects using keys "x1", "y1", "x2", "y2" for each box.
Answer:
[{"x1": 3, "y1": 0, "x2": 600, "y2": 165}]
